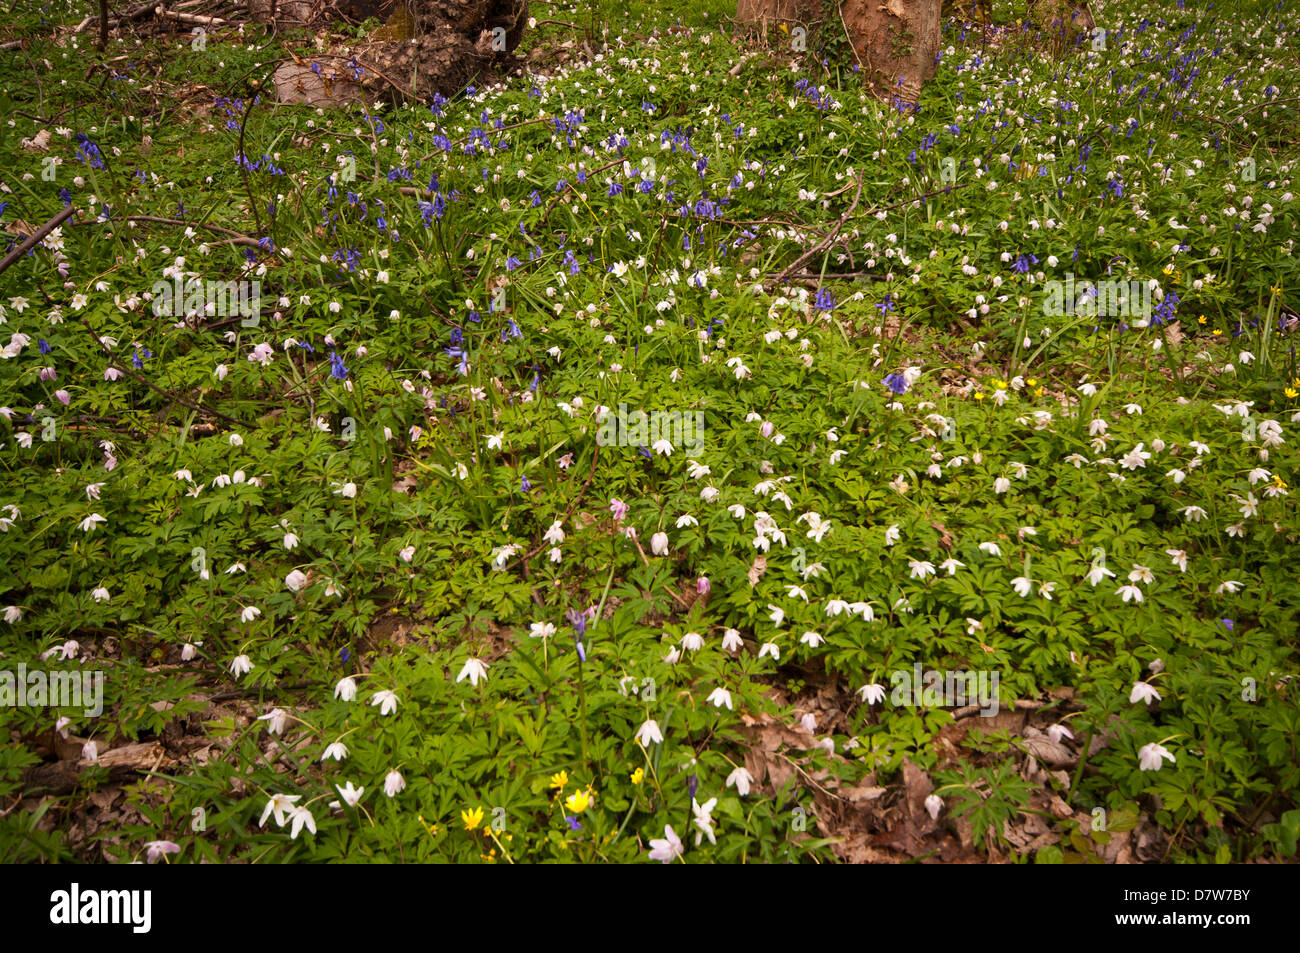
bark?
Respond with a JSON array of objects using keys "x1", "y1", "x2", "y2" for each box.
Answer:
[
  {"x1": 256, "y1": 0, "x2": 529, "y2": 105},
  {"x1": 736, "y1": 0, "x2": 942, "y2": 107}
]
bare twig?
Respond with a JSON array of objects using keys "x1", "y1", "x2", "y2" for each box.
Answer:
[{"x1": 0, "y1": 204, "x2": 77, "y2": 278}]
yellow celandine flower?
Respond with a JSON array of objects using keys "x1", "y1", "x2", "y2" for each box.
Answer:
[
  {"x1": 1213, "y1": 329, "x2": 1223, "y2": 336},
  {"x1": 1286, "y1": 387, "x2": 1298, "y2": 399},
  {"x1": 565, "y1": 788, "x2": 594, "y2": 814},
  {"x1": 630, "y1": 767, "x2": 645, "y2": 785},
  {"x1": 1198, "y1": 316, "x2": 1207, "y2": 325},
  {"x1": 549, "y1": 770, "x2": 568, "y2": 791},
  {"x1": 974, "y1": 392, "x2": 986, "y2": 401},
  {"x1": 462, "y1": 806, "x2": 485, "y2": 831},
  {"x1": 1274, "y1": 475, "x2": 1288, "y2": 489}
]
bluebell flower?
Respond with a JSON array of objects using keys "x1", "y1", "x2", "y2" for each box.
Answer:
[
  {"x1": 883, "y1": 372, "x2": 908, "y2": 395},
  {"x1": 329, "y1": 350, "x2": 348, "y2": 381}
]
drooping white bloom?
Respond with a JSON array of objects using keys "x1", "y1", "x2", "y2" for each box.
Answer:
[
  {"x1": 260, "y1": 793, "x2": 301, "y2": 828},
  {"x1": 370, "y1": 689, "x2": 399, "y2": 715},
  {"x1": 1138, "y1": 742, "x2": 1176, "y2": 772},
  {"x1": 648, "y1": 825, "x2": 684, "y2": 863},
  {"x1": 384, "y1": 770, "x2": 406, "y2": 797},
  {"x1": 456, "y1": 658, "x2": 489, "y2": 687},
  {"x1": 335, "y1": 782, "x2": 364, "y2": 808},
  {"x1": 334, "y1": 676, "x2": 357, "y2": 701},
  {"x1": 1130, "y1": 681, "x2": 1162, "y2": 705},
  {"x1": 257, "y1": 708, "x2": 290, "y2": 735},
  {"x1": 635, "y1": 719, "x2": 664, "y2": 746},
  {"x1": 230, "y1": 655, "x2": 253, "y2": 678},
  {"x1": 726, "y1": 766, "x2": 754, "y2": 796}
]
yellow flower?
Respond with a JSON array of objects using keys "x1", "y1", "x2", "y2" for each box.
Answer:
[
  {"x1": 462, "y1": 806, "x2": 485, "y2": 831},
  {"x1": 974, "y1": 392, "x2": 985, "y2": 401},
  {"x1": 565, "y1": 788, "x2": 593, "y2": 814},
  {"x1": 1197, "y1": 316, "x2": 1207, "y2": 325},
  {"x1": 1286, "y1": 387, "x2": 1298, "y2": 399},
  {"x1": 549, "y1": 770, "x2": 568, "y2": 791},
  {"x1": 1212, "y1": 329, "x2": 1223, "y2": 336},
  {"x1": 630, "y1": 767, "x2": 645, "y2": 785},
  {"x1": 1034, "y1": 387, "x2": 1044, "y2": 398},
  {"x1": 1273, "y1": 475, "x2": 1289, "y2": 489}
]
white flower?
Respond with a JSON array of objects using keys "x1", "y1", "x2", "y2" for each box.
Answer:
[
  {"x1": 384, "y1": 770, "x2": 406, "y2": 797},
  {"x1": 978, "y1": 541, "x2": 1002, "y2": 556},
  {"x1": 726, "y1": 766, "x2": 754, "y2": 796},
  {"x1": 691, "y1": 797, "x2": 718, "y2": 846},
  {"x1": 530, "y1": 621, "x2": 556, "y2": 640},
  {"x1": 1215, "y1": 580, "x2": 1243, "y2": 594},
  {"x1": 799, "y1": 630, "x2": 824, "y2": 648},
  {"x1": 707, "y1": 687, "x2": 734, "y2": 710},
  {"x1": 858, "y1": 684, "x2": 886, "y2": 705},
  {"x1": 1128, "y1": 564, "x2": 1154, "y2": 584},
  {"x1": 940, "y1": 558, "x2": 965, "y2": 575},
  {"x1": 924, "y1": 794, "x2": 943, "y2": 820},
  {"x1": 908, "y1": 559, "x2": 936, "y2": 580},
  {"x1": 1130, "y1": 681, "x2": 1162, "y2": 705},
  {"x1": 457, "y1": 658, "x2": 489, "y2": 687},
  {"x1": 1011, "y1": 576, "x2": 1033, "y2": 598},
  {"x1": 257, "y1": 708, "x2": 290, "y2": 735},
  {"x1": 285, "y1": 569, "x2": 308, "y2": 592},
  {"x1": 240, "y1": 605, "x2": 261, "y2": 623},
  {"x1": 721, "y1": 628, "x2": 744, "y2": 652},
  {"x1": 334, "y1": 676, "x2": 357, "y2": 701},
  {"x1": 1138, "y1": 742, "x2": 1176, "y2": 772},
  {"x1": 399, "y1": 545, "x2": 416, "y2": 563},
  {"x1": 1181, "y1": 505, "x2": 1208, "y2": 522},
  {"x1": 334, "y1": 781, "x2": 364, "y2": 808},
  {"x1": 1116, "y1": 584, "x2": 1145, "y2": 603},
  {"x1": 650, "y1": 532, "x2": 669, "y2": 556},
  {"x1": 79, "y1": 513, "x2": 107, "y2": 533},
  {"x1": 758, "y1": 642, "x2": 781, "y2": 661},
  {"x1": 648, "y1": 824, "x2": 684, "y2": 863},
  {"x1": 486, "y1": 432, "x2": 504, "y2": 450},
  {"x1": 1086, "y1": 564, "x2": 1116, "y2": 586},
  {"x1": 369, "y1": 689, "x2": 399, "y2": 715},
  {"x1": 91, "y1": 587, "x2": 110, "y2": 602},
  {"x1": 322, "y1": 742, "x2": 350, "y2": 762},
  {"x1": 767, "y1": 604, "x2": 785, "y2": 626},
  {"x1": 993, "y1": 477, "x2": 1011, "y2": 494},
  {"x1": 543, "y1": 521, "x2": 565, "y2": 545},
  {"x1": 884, "y1": 524, "x2": 901, "y2": 546},
  {"x1": 1166, "y1": 549, "x2": 1188, "y2": 571},
  {"x1": 635, "y1": 719, "x2": 664, "y2": 746},
  {"x1": 230, "y1": 655, "x2": 253, "y2": 678},
  {"x1": 283, "y1": 532, "x2": 300, "y2": 550},
  {"x1": 333, "y1": 481, "x2": 358, "y2": 498},
  {"x1": 259, "y1": 793, "x2": 301, "y2": 828}
]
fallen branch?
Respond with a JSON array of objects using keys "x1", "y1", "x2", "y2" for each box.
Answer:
[
  {"x1": 0, "y1": 204, "x2": 78, "y2": 278},
  {"x1": 154, "y1": 6, "x2": 230, "y2": 28},
  {"x1": 73, "y1": 213, "x2": 263, "y2": 248}
]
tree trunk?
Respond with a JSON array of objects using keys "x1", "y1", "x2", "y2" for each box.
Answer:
[{"x1": 736, "y1": 0, "x2": 942, "y2": 107}]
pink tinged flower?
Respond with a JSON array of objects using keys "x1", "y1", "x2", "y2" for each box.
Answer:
[
  {"x1": 54, "y1": 389, "x2": 71, "y2": 405},
  {"x1": 681, "y1": 632, "x2": 703, "y2": 651},
  {"x1": 181, "y1": 643, "x2": 198, "y2": 661},
  {"x1": 609, "y1": 497, "x2": 629, "y2": 520},
  {"x1": 635, "y1": 719, "x2": 664, "y2": 746},
  {"x1": 648, "y1": 825, "x2": 684, "y2": 863},
  {"x1": 285, "y1": 569, "x2": 308, "y2": 592},
  {"x1": 257, "y1": 708, "x2": 290, "y2": 735},
  {"x1": 726, "y1": 766, "x2": 754, "y2": 796},
  {"x1": 383, "y1": 770, "x2": 405, "y2": 797},
  {"x1": 81, "y1": 741, "x2": 98, "y2": 763},
  {"x1": 650, "y1": 531, "x2": 669, "y2": 556},
  {"x1": 1138, "y1": 742, "x2": 1176, "y2": 772},
  {"x1": 370, "y1": 689, "x2": 399, "y2": 715},
  {"x1": 1047, "y1": 724, "x2": 1074, "y2": 745},
  {"x1": 288, "y1": 805, "x2": 317, "y2": 840},
  {"x1": 1130, "y1": 681, "x2": 1162, "y2": 705},
  {"x1": 144, "y1": 840, "x2": 181, "y2": 863},
  {"x1": 334, "y1": 676, "x2": 357, "y2": 701},
  {"x1": 858, "y1": 683, "x2": 886, "y2": 705},
  {"x1": 55, "y1": 717, "x2": 71, "y2": 739},
  {"x1": 924, "y1": 794, "x2": 943, "y2": 820},
  {"x1": 230, "y1": 655, "x2": 253, "y2": 678},
  {"x1": 697, "y1": 576, "x2": 711, "y2": 595}
]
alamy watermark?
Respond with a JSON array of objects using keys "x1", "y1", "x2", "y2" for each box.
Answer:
[
  {"x1": 0, "y1": 664, "x2": 103, "y2": 717},
  {"x1": 596, "y1": 402, "x2": 704, "y2": 457},
  {"x1": 890, "y1": 664, "x2": 1000, "y2": 717}
]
